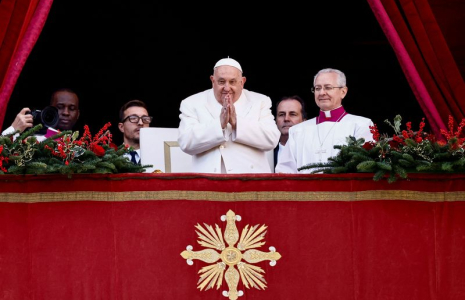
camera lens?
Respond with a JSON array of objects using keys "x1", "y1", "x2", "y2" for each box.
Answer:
[
  {"x1": 29, "y1": 106, "x2": 59, "y2": 131},
  {"x1": 40, "y1": 106, "x2": 59, "y2": 128}
]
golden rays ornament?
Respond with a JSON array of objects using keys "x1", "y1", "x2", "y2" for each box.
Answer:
[{"x1": 180, "y1": 210, "x2": 282, "y2": 300}]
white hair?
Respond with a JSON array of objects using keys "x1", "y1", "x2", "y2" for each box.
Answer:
[{"x1": 313, "y1": 68, "x2": 346, "y2": 87}]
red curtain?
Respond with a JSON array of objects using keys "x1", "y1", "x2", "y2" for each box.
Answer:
[
  {"x1": 368, "y1": 0, "x2": 465, "y2": 138},
  {"x1": 0, "y1": 0, "x2": 53, "y2": 129}
]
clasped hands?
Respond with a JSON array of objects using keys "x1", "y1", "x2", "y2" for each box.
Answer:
[{"x1": 220, "y1": 94, "x2": 236, "y2": 130}]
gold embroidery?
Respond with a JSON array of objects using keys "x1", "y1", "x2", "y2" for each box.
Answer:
[
  {"x1": 180, "y1": 210, "x2": 282, "y2": 299},
  {"x1": 1, "y1": 190, "x2": 464, "y2": 203}
]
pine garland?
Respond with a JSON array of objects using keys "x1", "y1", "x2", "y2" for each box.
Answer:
[
  {"x1": 298, "y1": 115, "x2": 465, "y2": 183},
  {"x1": 0, "y1": 123, "x2": 151, "y2": 176}
]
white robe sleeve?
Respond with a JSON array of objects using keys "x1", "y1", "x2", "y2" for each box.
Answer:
[
  {"x1": 177, "y1": 93, "x2": 227, "y2": 156},
  {"x1": 233, "y1": 96, "x2": 280, "y2": 151},
  {"x1": 1, "y1": 126, "x2": 15, "y2": 136},
  {"x1": 275, "y1": 131, "x2": 299, "y2": 174}
]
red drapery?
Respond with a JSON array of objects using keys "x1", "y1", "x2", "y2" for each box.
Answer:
[
  {"x1": 368, "y1": 0, "x2": 465, "y2": 138},
  {"x1": 0, "y1": 0, "x2": 53, "y2": 128},
  {"x1": 1, "y1": 173, "x2": 465, "y2": 300}
]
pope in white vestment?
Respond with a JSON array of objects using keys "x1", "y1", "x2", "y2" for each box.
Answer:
[{"x1": 178, "y1": 57, "x2": 280, "y2": 174}]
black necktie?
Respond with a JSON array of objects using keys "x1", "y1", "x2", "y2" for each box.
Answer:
[{"x1": 129, "y1": 151, "x2": 138, "y2": 164}]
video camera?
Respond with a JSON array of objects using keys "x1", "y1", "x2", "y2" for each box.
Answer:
[{"x1": 27, "y1": 106, "x2": 59, "y2": 134}]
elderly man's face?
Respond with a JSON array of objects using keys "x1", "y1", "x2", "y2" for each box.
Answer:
[
  {"x1": 313, "y1": 72, "x2": 347, "y2": 111},
  {"x1": 210, "y1": 66, "x2": 246, "y2": 104}
]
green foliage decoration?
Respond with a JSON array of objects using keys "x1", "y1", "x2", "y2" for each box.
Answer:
[
  {"x1": 0, "y1": 123, "x2": 151, "y2": 176},
  {"x1": 298, "y1": 115, "x2": 465, "y2": 183}
]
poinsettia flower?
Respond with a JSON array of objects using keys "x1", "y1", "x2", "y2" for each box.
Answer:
[
  {"x1": 362, "y1": 142, "x2": 374, "y2": 150},
  {"x1": 92, "y1": 145, "x2": 105, "y2": 157},
  {"x1": 0, "y1": 146, "x2": 7, "y2": 172},
  {"x1": 438, "y1": 140, "x2": 447, "y2": 147},
  {"x1": 109, "y1": 142, "x2": 118, "y2": 151},
  {"x1": 392, "y1": 135, "x2": 404, "y2": 146},
  {"x1": 388, "y1": 140, "x2": 401, "y2": 150}
]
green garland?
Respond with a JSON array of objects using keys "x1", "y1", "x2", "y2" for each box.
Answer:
[
  {"x1": 0, "y1": 124, "x2": 150, "y2": 176},
  {"x1": 298, "y1": 115, "x2": 465, "y2": 183}
]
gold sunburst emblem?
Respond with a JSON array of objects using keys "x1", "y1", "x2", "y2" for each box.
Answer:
[{"x1": 180, "y1": 209, "x2": 282, "y2": 300}]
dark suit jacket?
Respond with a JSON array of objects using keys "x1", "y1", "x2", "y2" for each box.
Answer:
[{"x1": 273, "y1": 145, "x2": 279, "y2": 172}]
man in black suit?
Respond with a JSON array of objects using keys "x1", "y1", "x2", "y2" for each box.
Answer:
[
  {"x1": 118, "y1": 99, "x2": 152, "y2": 165},
  {"x1": 274, "y1": 95, "x2": 307, "y2": 171}
]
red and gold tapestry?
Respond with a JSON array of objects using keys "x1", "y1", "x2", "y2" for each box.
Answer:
[{"x1": 1, "y1": 173, "x2": 464, "y2": 300}]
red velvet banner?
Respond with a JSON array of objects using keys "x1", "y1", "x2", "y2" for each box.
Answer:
[{"x1": 1, "y1": 173, "x2": 465, "y2": 300}]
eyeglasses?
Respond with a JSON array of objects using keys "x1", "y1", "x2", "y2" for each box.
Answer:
[
  {"x1": 311, "y1": 86, "x2": 344, "y2": 93},
  {"x1": 122, "y1": 115, "x2": 153, "y2": 124}
]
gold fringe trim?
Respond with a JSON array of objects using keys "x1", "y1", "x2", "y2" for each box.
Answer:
[{"x1": 1, "y1": 190, "x2": 464, "y2": 203}]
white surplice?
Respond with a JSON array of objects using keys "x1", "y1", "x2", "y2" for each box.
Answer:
[{"x1": 275, "y1": 114, "x2": 374, "y2": 174}]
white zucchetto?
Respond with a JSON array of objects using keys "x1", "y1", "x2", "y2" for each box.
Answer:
[{"x1": 213, "y1": 57, "x2": 242, "y2": 73}]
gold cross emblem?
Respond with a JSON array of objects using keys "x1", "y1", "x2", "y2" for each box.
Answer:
[{"x1": 180, "y1": 210, "x2": 282, "y2": 299}]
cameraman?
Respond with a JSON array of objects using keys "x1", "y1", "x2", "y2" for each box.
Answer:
[
  {"x1": 1, "y1": 107, "x2": 34, "y2": 137},
  {"x1": 1, "y1": 88, "x2": 80, "y2": 138},
  {"x1": 50, "y1": 88, "x2": 80, "y2": 131}
]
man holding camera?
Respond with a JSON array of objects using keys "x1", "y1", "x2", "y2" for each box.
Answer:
[
  {"x1": 50, "y1": 88, "x2": 80, "y2": 131},
  {"x1": 1, "y1": 88, "x2": 80, "y2": 137},
  {"x1": 4, "y1": 107, "x2": 33, "y2": 134}
]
